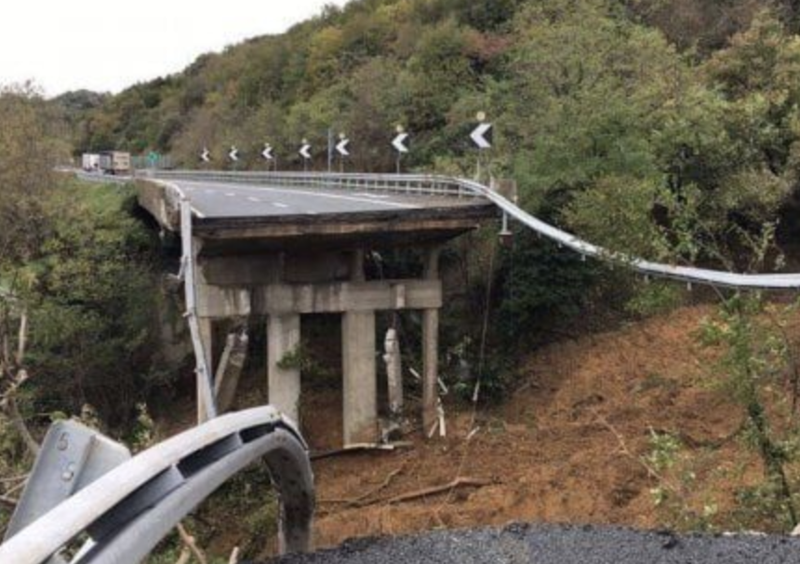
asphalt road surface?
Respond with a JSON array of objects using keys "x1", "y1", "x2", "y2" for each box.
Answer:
[
  {"x1": 267, "y1": 524, "x2": 800, "y2": 564},
  {"x1": 175, "y1": 180, "x2": 483, "y2": 219}
]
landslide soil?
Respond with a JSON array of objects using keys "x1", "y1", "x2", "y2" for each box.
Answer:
[
  {"x1": 158, "y1": 304, "x2": 800, "y2": 559},
  {"x1": 303, "y1": 304, "x2": 793, "y2": 548}
]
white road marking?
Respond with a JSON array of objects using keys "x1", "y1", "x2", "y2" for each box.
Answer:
[
  {"x1": 178, "y1": 181, "x2": 417, "y2": 210},
  {"x1": 354, "y1": 192, "x2": 391, "y2": 199},
  {"x1": 247, "y1": 197, "x2": 261, "y2": 202},
  {"x1": 273, "y1": 202, "x2": 289, "y2": 208},
  {"x1": 225, "y1": 192, "x2": 236, "y2": 197}
]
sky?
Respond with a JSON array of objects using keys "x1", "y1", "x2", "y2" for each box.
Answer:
[{"x1": 0, "y1": 0, "x2": 350, "y2": 97}]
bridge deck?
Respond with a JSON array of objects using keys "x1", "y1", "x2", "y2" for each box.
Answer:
[{"x1": 139, "y1": 177, "x2": 497, "y2": 252}]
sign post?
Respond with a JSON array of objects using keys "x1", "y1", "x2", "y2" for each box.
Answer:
[
  {"x1": 335, "y1": 133, "x2": 350, "y2": 172},
  {"x1": 228, "y1": 146, "x2": 239, "y2": 170},
  {"x1": 299, "y1": 139, "x2": 312, "y2": 172},
  {"x1": 262, "y1": 143, "x2": 275, "y2": 171},
  {"x1": 392, "y1": 125, "x2": 409, "y2": 174},
  {"x1": 470, "y1": 112, "x2": 493, "y2": 181}
]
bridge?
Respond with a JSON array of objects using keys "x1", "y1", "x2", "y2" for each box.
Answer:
[
  {"x1": 4, "y1": 169, "x2": 800, "y2": 564},
  {"x1": 138, "y1": 170, "x2": 800, "y2": 447},
  {"x1": 138, "y1": 170, "x2": 500, "y2": 445}
]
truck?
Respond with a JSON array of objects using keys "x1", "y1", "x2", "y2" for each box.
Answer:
[
  {"x1": 97, "y1": 151, "x2": 132, "y2": 175},
  {"x1": 81, "y1": 153, "x2": 101, "y2": 172}
]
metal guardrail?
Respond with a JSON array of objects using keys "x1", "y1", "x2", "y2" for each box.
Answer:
[
  {"x1": 0, "y1": 407, "x2": 315, "y2": 564},
  {"x1": 145, "y1": 170, "x2": 800, "y2": 290},
  {"x1": 143, "y1": 169, "x2": 479, "y2": 199}
]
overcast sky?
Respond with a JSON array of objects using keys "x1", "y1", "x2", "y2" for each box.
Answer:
[{"x1": 0, "y1": 0, "x2": 350, "y2": 97}]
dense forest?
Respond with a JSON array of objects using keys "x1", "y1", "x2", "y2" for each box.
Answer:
[{"x1": 68, "y1": 0, "x2": 800, "y2": 267}]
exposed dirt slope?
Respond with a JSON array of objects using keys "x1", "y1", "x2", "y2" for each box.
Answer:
[{"x1": 307, "y1": 304, "x2": 785, "y2": 548}]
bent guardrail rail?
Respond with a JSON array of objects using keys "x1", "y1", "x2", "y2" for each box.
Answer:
[
  {"x1": 142, "y1": 170, "x2": 800, "y2": 290},
  {"x1": 0, "y1": 407, "x2": 315, "y2": 564}
]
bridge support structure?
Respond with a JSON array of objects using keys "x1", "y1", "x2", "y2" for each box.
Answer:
[{"x1": 194, "y1": 247, "x2": 443, "y2": 446}]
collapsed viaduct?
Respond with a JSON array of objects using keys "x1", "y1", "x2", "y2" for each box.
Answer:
[{"x1": 138, "y1": 171, "x2": 499, "y2": 445}]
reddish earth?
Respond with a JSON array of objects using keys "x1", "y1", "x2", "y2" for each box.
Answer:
[
  {"x1": 305, "y1": 304, "x2": 794, "y2": 548},
  {"x1": 159, "y1": 303, "x2": 800, "y2": 559}
]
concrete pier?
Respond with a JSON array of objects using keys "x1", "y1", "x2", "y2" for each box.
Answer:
[
  {"x1": 192, "y1": 245, "x2": 450, "y2": 444},
  {"x1": 342, "y1": 310, "x2": 377, "y2": 445},
  {"x1": 267, "y1": 314, "x2": 302, "y2": 424}
]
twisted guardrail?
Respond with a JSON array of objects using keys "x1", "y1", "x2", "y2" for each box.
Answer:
[{"x1": 0, "y1": 407, "x2": 314, "y2": 564}]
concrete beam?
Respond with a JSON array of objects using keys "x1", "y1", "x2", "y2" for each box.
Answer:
[
  {"x1": 342, "y1": 311, "x2": 377, "y2": 445},
  {"x1": 267, "y1": 314, "x2": 301, "y2": 424},
  {"x1": 197, "y1": 280, "x2": 442, "y2": 318},
  {"x1": 194, "y1": 212, "x2": 494, "y2": 243},
  {"x1": 198, "y1": 252, "x2": 352, "y2": 286}
]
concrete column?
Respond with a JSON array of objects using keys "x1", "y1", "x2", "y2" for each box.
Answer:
[
  {"x1": 197, "y1": 318, "x2": 214, "y2": 424},
  {"x1": 342, "y1": 310, "x2": 377, "y2": 445},
  {"x1": 422, "y1": 246, "x2": 441, "y2": 435},
  {"x1": 267, "y1": 314, "x2": 302, "y2": 424},
  {"x1": 384, "y1": 328, "x2": 403, "y2": 419}
]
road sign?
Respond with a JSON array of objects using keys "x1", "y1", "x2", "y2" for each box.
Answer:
[
  {"x1": 200, "y1": 148, "x2": 211, "y2": 163},
  {"x1": 336, "y1": 137, "x2": 350, "y2": 157},
  {"x1": 471, "y1": 122, "x2": 493, "y2": 150},
  {"x1": 299, "y1": 141, "x2": 312, "y2": 160},
  {"x1": 228, "y1": 146, "x2": 239, "y2": 162},
  {"x1": 262, "y1": 144, "x2": 274, "y2": 160},
  {"x1": 392, "y1": 132, "x2": 409, "y2": 154}
]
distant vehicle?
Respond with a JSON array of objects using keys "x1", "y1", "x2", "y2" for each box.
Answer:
[
  {"x1": 82, "y1": 153, "x2": 101, "y2": 172},
  {"x1": 97, "y1": 151, "x2": 132, "y2": 175}
]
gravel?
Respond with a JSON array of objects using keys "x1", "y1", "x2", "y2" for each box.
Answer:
[{"x1": 266, "y1": 523, "x2": 800, "y2": 564}]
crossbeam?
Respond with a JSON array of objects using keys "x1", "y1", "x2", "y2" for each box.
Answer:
[{"x1": 196, "y1": 280, "x2": 442, "y2": 318}]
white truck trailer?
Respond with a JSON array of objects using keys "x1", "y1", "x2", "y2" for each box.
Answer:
[
  {"x1": 82, "y1": 153, "x2": 101, "y2": 171},
  {"x1": 98, "y1": 151, "x2": 132, "y2": 175}
]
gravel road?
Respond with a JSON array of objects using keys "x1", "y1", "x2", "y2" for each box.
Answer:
[{"x1": 267, "y1": 523, "x2": 800, "y2": 564}]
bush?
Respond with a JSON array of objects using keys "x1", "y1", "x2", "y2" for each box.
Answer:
[{"x1": 19, "y1": 180, "x2": 170, "y2": 428}]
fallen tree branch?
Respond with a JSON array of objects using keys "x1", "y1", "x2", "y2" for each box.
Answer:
[
  {"x1": 177, "y1": 523, "x2": 207, "y2": 564},
  {"x1": 386, "y1": 477, "x2": 491, "y2": 505},
  {"x1": 173, "y1": 547, "x2": 191, "y2": 564},
  {"x1": 592, "y1": 409, "x2": 681, "y2": 497},
  {"x1": 320, "y1": 464, "x2": 407, "y2": 507},
  {"x1": 6, "y1": 392, "x2": 39, "y2": 458},
  {"x1": 0, "y1": 494, "x2": 19, "y2": 509},
  {"x1": 311, "y1": 442, "x2": 413, "y2": 461}
]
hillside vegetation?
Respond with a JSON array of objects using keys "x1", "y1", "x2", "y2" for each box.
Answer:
[
  {"x1": 73, "y1": 0, "x2": 800, "y2": 270},
  {"x1": 4, "y1": 0, "x2": 800, "y2": 554}
]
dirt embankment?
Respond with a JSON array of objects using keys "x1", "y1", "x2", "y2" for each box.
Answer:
[
  {"x1": 307, "y1": 304, "x2": 783, "y2": 548},
  {"x1": 160, "y1": 303, "x2": 800, "y2": 561}
]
